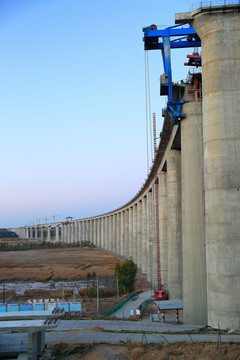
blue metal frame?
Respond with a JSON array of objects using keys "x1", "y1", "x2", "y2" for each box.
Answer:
[{"x1": 143, "y1": 24, "x2": 201, "y2": 123}]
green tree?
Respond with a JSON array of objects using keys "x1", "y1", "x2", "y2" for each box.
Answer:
[{"x1": 114, "y1": 258, "x2": 137, "y2": 295}]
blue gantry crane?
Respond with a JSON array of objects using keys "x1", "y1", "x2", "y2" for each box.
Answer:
[{"x1": 142, "y1": 24, "x2": 201, "y2": 124}]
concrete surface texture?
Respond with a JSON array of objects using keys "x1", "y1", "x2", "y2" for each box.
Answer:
[
  {"x1": 191, "y1": 7, "x2": 240, "y2": 330},
  {"x1": 181, "y1": 99, "x2": 207, "y2": 325},
  {"x1": 167, "y1": 149, "x2": 182, "y2": 300}
]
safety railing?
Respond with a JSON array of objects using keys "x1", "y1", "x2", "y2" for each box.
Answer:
[{"x1": 190, "y1": 0, "x2": 240, "y2": 11}]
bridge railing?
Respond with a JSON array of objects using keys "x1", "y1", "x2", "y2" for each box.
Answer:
[{"x1": 190, "y1": 0, "x2": 240, "y2": 11}]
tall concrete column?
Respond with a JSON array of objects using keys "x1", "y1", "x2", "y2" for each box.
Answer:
[
  {"x1": 124, "y1": 209, "x2": 129, "y2": 258},
  {"x1": 136, "y1": 201, "x2": 142, "y2": 270},
  {"x1": 41, "y1": 227, "x2": 44, "y2": 242},
  {"x1": 55, "y1": 226, "x2": 59, "y2": 242},
  {"x1": 105, "y1": 217, "x2": 109, "y2": 250},
  {"x1": 151, "y1": 187, "x2": 158, "y2": 288},
  {"x1": 72, "y1": 222, "x2": 75, "y2": 243},
  {"x1": 47, "y1": 227, "x2": 51, "y2": 242},
  {"x1": 91, "y1": 219, "x2": 95, "y2": 245},
  {"x1": 61, "y1": 225, "x2": 64, "y2": 242},
  {"x1": 132, "y1": 204, "x2": 137, "y2": 263},
  {"x1": 167, "y1": 149, "x2": 182, "y2": 299},
  {"x1": 82, "y1": 221, "x2": 86, "y2": 242},
  {"x1": 181, "y1": 99, "x2": 207, "y2": 325},
  {"x1": 97, "y1": 218, "x2": 101, "y2": 247},
  {"x1": 79, "y1": 222, "x2": 82, "y2": 242},
  {"x1": 141, "y1": 196, "x2": 147, "y2": 274},
  {"x1": 112, "y1": 215, "x2": 116, "y2": 252},
  {"x1": 35, "y1": 227, "x2": 38, "y2": 241},
  {"x1": 147, "y1": 190, "x2": 154, "y2": 284},
  {"x1": 75, "y1": 222, "x2": 79, "y2": 243},
  {"x1": 109, "y1": 215, "x2": 113, "y2": 252},
  {"x1": 101, "y1": 218, "x2": 105, "y2": 249},
  {"x1": 120, "y1": 211, "x2": 125, "y2": 257},
  {"x1": 30, "y1": 227, "x2": 33, "y2": 239},
  {"x1": 94, "y1": 219, "x2": 98, "y2": 246},
  {"x1": 189, "y1": 7, "x2": 240, "y2": 329},
  {"x1": 116, "y1": 213, "x2": 121, "y2": 255},
  {"x1": 68, "y1": 223, "x2": 71, "y2": 243},
  {"x1": 89, "y1": 220, "x2": 93, "y2": 245},
  {"x1": 159, "y1": 171, "x2": 168, "y2": 286},
  {"x1": 129, "y1": 207, "x2": 133, "y2": 259}
]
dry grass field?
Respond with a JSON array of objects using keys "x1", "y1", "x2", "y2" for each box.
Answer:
[
  {"x1": 0, "y1": 247, "x2": 121, "y2": 282},
  {"x1": 47, "y1": 342, "x2": 240, "y2": 360}
]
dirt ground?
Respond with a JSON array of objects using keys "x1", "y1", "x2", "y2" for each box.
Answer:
[{"x1": 45, "y1": 342, "x2": 240, "y2": 360}]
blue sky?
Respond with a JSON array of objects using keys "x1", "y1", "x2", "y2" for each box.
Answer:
[{"x1": 0, "y1": 0, "x2": 196, "y2": 227}]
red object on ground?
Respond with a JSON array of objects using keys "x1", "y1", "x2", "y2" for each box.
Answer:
[{"x1": 154, "y1": 290, "x2": 168, "y2": 301}]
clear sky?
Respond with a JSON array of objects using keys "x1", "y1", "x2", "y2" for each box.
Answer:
[{"x1": 0, "y1": 0, "x2": 196, "y2": 228}]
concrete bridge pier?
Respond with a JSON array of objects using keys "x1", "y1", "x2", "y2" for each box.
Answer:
[
  {"x1": 167, "y1": 149, "x2": 182, "y2": 299},
  {"x1": 34, "y1": 227, "x2": 38, "y2": 241},
  {"x1": 120, "y1": 211, "x2": 125, "y2": 257},
  {"x1": 55, "y1": 225, "x2": 59, "y2": 242},
  {"x1": 181, "y1": 99, "x2": 207, "y2": 325},
  {"x1": 28, "y1": 330, "x2": 45, "y2": 360},
  {"x1": 147, "y1": 190, "x2": 154, "y2": 283},
  {"x1": 47, "y1": 227, "x2": 51, "y2": 242},
  {"x1": 124, "y1": 209, "x2": 129, "y2": 259},
  {"x1": 141, "y1": 196, "x2": 147, "y2": 274},
  {"x1": 136, "y1": 200, "x2": 142, "y2": 271},
  {"x1": 180, "y1": 5, "x2": 240, "y2": 330},
  {"x1": 129, "y1": 207, "x2": 133, "y2": 259},
  {"x1": 68, "y1": 223, "x2": 71, "y2": 243},
  {"x1": 159, "y1": 171, "x2": 168, "y2": 286},
  {"x1": 132, "y1": 205, "x2": 137, "y2": 264}
]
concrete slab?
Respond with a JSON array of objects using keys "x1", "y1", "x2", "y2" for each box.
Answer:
[
  {"x1": 0, "y1": 307, "x2": 63, "y2": 321},
  {"x1": 0, "y1": 319, "x2": 58, "y2": 332}
]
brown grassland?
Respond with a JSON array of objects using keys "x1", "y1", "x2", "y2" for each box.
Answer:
[{"x1": 0, "y1": 246, "x2": 120, "y2": 282}]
